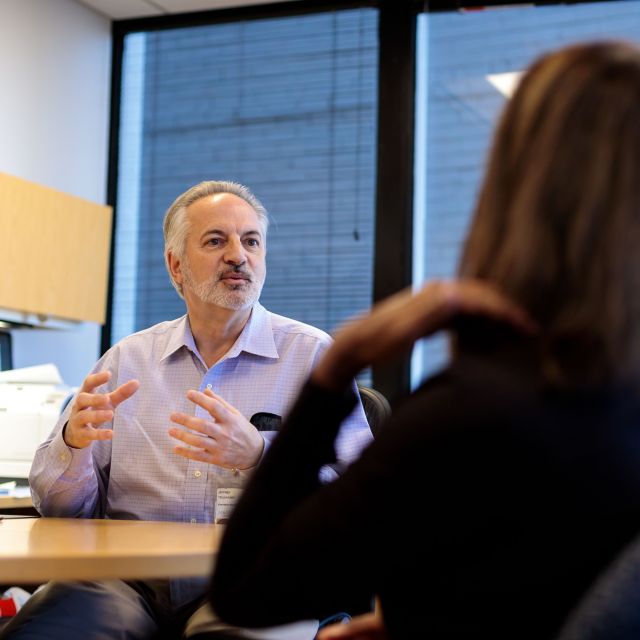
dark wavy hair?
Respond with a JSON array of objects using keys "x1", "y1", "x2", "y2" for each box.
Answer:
[{"x1": 460, "y1": 41, "x2": 640, "y2": 384}]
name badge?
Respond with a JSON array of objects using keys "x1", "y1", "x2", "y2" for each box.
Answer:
[{"x1": 215, "y1": 487, "x2": 243, "y2": 524}]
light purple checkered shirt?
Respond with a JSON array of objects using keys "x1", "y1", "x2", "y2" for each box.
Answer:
[{"x1": 29, "y1": 302, "x2": 372, "y2": 606}]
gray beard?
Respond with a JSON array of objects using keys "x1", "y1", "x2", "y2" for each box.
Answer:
[{"x1": 183, "y1": 266, "x2": 264, "y2": 311}]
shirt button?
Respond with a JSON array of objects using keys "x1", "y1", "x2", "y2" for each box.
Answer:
[
  {"x1": 194, "y1": 470, "x2": 202, "y2": 478},
  {"x1": 190, "y1": 518, "x2": 197, "y2": 524},
  {"x1": 206, "y1": 384, "x2": 212, "y2": 390}
]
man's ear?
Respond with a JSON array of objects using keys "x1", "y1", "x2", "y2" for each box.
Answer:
[{"x1": 167, "y1": 250, "x2": 183, "y2": 285}]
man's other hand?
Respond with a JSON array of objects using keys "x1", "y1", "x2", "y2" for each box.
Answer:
[{"x1": 169, "y1": 388, "x2": 264, "y2": 470}]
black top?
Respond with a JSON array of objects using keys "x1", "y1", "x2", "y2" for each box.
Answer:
[{"x1": 210, "y1": 326, "x2": 640, "y2": 639}]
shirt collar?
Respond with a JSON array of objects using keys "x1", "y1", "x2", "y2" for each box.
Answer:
[
  {"x1": 158, "y1": 303, "x2": 279, "y2": 363},
  {"x1": 159, "y1": 315, "x2": 193, "y2": 362},
  {"x1": 226, "y1": 302, "x2": 279, "y2": 360}
]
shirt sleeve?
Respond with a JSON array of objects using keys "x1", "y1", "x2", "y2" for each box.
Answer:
[{"x1": 29, "y1": 351, "x2": 118, "y2": 518}]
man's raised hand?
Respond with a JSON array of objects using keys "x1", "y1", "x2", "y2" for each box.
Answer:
[{"x1": 63, "y1": 371, "x2": 139, "y2": 449}]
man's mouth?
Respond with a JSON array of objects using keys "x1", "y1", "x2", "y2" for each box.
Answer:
[{"x1": 220, "y1": 271, "x2": 251, "y2": 285}]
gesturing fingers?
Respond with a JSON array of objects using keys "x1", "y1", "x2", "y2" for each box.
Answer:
[
  {"x1": 75, "y1": 408, "x2": 114, "y2": 426},
  {"x1": 172, "y1": 445, "x2": 216, "y2": 464},
  {"x1": 172, "y1": 388, "x2": 263, "y2": 469},
  {"x1": 168, "y1": 414, "x2": 218, "y2": 465},
  {"x1": 108, "y1": 379, "x2": 140, "y2": 409},
  {"x1": 65, "y1": 404, "x2": 115, "y2": 449},
  {"x1": 203, "y1": 387, "x2": 238, "y2": 413},
  {"x1": 74, "y1": 379, "x2": 139, "y2": 413},
  {"x1": 79, "y1": 370, "x2": 111, "y2": 394},
  {"x1": 169, "y1": 426, "x2": 213, "y2": 449},
  {"x1": 169, "y1": 412, "x2": 217, "y2": 438},
  {"x1": 186, "y1": 389, "x2": 234, "y2": 422},
  {"x1": 65, "y1": 373, "x2": 139, "y2": 449},
  {"x1": 72, "y1": 381, "x2": 139, "y2": 417}
]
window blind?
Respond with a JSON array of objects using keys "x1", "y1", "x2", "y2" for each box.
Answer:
[{"x1": 112, "y1": 8, "x2": 379, "y2": 345}]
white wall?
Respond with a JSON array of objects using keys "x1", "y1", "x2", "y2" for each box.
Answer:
[{"x1": 0, "y1": 0, "x2": 111, "y2": 386}]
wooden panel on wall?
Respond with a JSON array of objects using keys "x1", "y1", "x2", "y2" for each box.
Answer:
[{"x1": 0, "y1": 173, "x2": 113, "y2": 324}]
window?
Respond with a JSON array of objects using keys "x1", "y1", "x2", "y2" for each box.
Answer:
[
  {"x1": 110, "y1": 7, "x2": 379, "y2": 346},
  {"x1": 412, "y1": 0, "x2": 640, "y2": 386}
]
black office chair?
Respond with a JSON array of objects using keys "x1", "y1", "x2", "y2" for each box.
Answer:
[
  {"x1": 555, "y1": 534, "x2": 640, "y2": 639},
  {"x1": 357, "y1": 385, "x2": 391, "y2": 438}
]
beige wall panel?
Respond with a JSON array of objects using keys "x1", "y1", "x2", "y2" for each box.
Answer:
[{"x1": 0, "y1": 173, "x2": 112, "y2": 323}]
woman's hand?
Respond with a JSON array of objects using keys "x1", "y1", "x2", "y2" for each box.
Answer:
[
  {"x1": 317, "y1": 611, "x2": 387, "y2": 640},
  {"x1": 313, "y1": 279, "x2": 536, "y2": 390}
]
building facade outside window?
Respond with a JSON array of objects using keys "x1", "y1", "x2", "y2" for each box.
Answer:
[{"x1": 412, "y1": 0, "x2": 640, "y2": 385}]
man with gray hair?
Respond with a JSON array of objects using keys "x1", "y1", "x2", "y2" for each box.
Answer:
[{"x1": 3, "y1": 181, "x2": 372, "y2": 640}]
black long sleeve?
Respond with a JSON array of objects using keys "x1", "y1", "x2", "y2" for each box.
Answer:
[
  {"x1": 210, "y1": 338, "x2": 640, "y2": 639},
  {"x1": 210, "y1": 379, "x2": 372, "y2": 625}
]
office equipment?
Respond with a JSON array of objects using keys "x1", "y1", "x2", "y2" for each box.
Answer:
[
  {"x1": 0, "y1": 481, "x2": 30, "y2": 498},
  {"x1": 0, "y1": 364, "x2": 70, "y2": 478}
]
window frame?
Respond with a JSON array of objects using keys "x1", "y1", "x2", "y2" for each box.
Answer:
[
  {"x1": 106, "y1": 0, "x2": 601, "y2": 403},
  {"x1": 105, "y1": 0, "x2": 420, "y2": 404},
  {"x1": 0, "y1": 331, "x2": 12, "y2": 371}
]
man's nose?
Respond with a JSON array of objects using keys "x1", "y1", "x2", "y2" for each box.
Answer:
[{"x1": 223, "y1": 237, "x2": 246, "y2": 266}]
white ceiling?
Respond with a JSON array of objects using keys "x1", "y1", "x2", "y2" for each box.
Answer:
[{"x1": 75, "y1": 0, "x2": 300, "y2": 20}]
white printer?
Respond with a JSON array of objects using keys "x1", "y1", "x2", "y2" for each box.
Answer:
[{"x1": 0, "y1": 364, "x2": 71, "y2": 478}]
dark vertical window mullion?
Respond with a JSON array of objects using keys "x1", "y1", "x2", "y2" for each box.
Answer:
[
  {"x1": 0, "y1": 331, "x2": 12, "y2": 370},
  {"x1": 102, "y1": 24, "x2": 126, "y2": 356},
  {"x1": 136, "y1": 33, "x2": 160, "y2": 328},
  {"x1": 371, "y1": 0, "x2": 418, "y2": 404}
]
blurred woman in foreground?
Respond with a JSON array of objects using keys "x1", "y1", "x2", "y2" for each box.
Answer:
[{"x1": 209, "y1": 41, "x2": 640, "y2": 639}]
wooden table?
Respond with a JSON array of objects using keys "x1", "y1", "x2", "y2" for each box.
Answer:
[
  {"x1": 0, "y1": 496, "x2": 40, "y2": 517},
  {"x1": 0, "y1": 496, "x2": 34, "y2": 512},
  {"x1": 0, "y1": 517, "x2": 223, "y2": 583}
]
